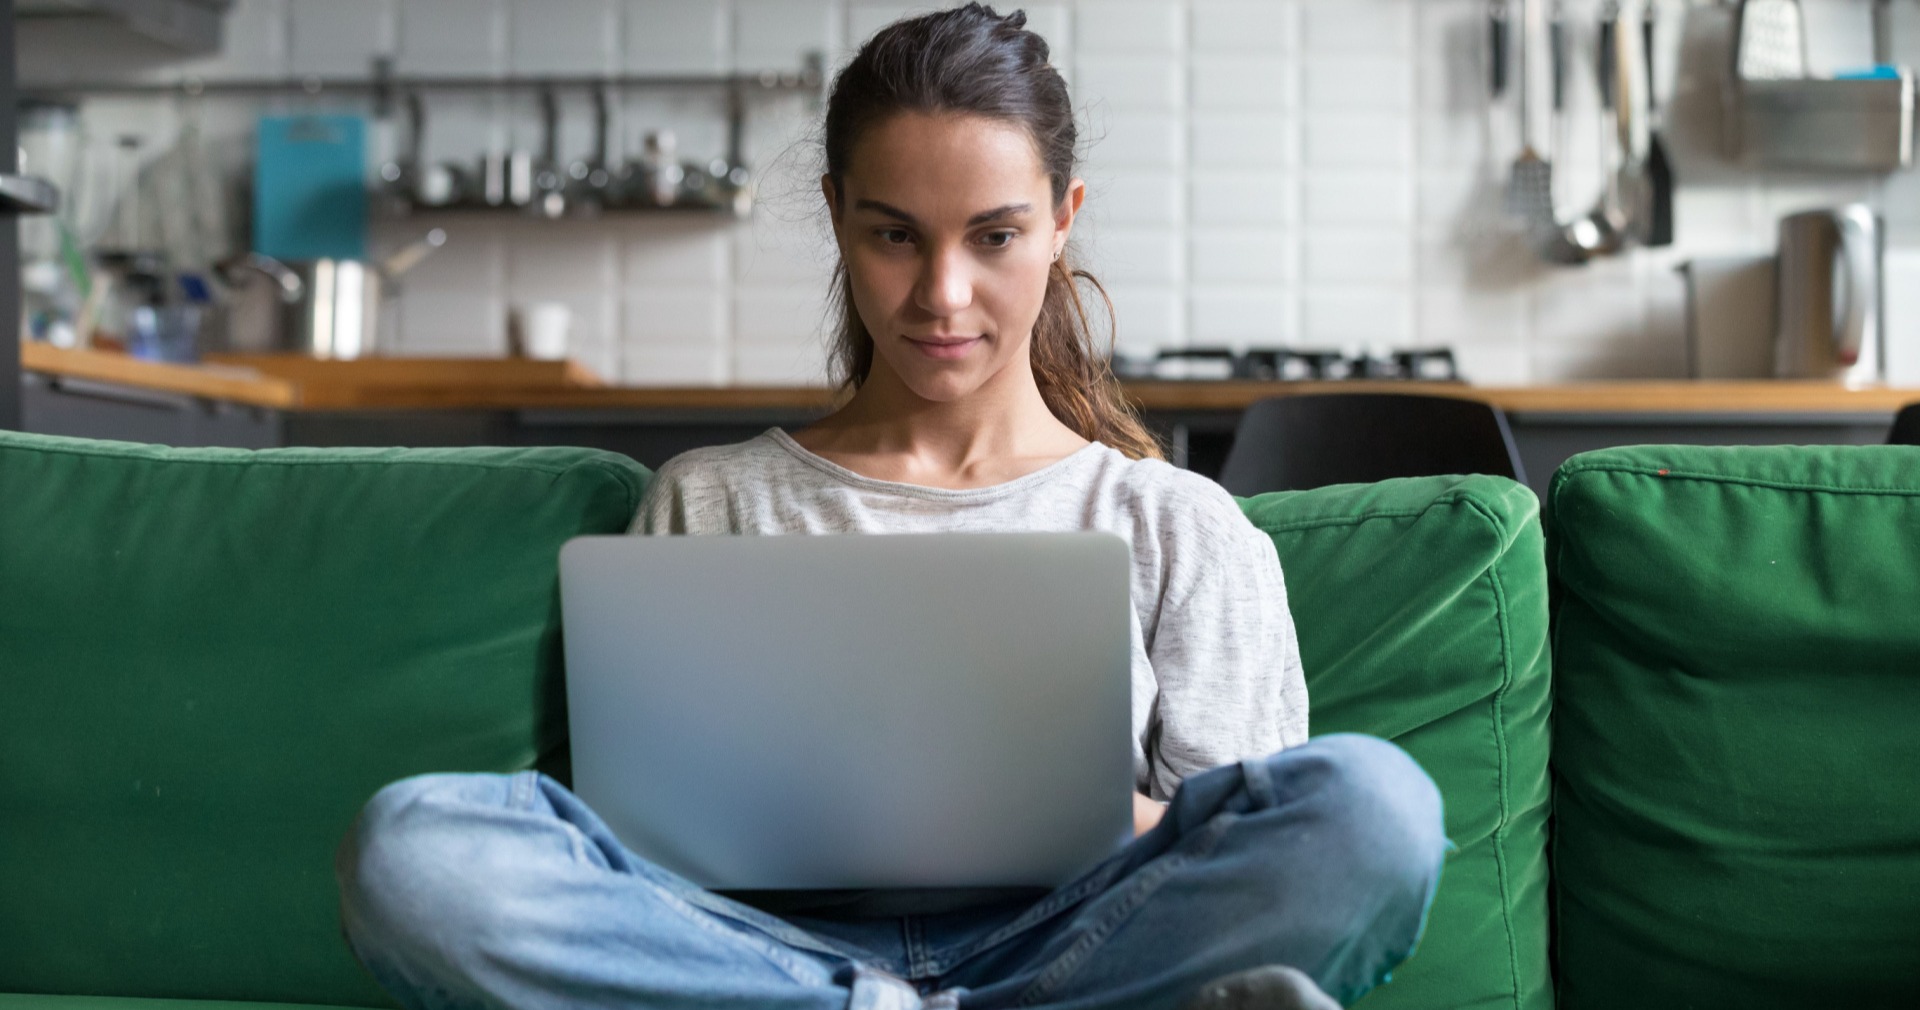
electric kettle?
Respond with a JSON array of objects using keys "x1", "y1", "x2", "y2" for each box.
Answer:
[{"x1": 1774, "y1": 205, "x2": 1882, "y2": 383}]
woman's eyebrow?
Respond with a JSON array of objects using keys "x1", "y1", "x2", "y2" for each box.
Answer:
[{"x1": 853, "y1": 199, "x2": 1033, "y2": 226}]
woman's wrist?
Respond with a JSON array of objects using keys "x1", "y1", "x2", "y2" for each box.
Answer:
[{"x1": 1133, "y1": 792, "x2": 1169, "y2": 836}]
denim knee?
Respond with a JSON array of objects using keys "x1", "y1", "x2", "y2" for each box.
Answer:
[
  {"x1": 335, "y1": 772, "x2": 526, "y2": 956},
  {"x1": 1255, "y1": 734, "x2": 1448, "y2": 907}
]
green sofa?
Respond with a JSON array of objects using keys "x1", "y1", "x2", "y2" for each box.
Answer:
[{"x1": 1, "y1": 430, "x2": 1915, "y2": 1010}]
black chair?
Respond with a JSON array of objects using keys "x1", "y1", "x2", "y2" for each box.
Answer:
[
  {"x1": 1889, "y1": 403, "x2": 1920, "y2": 445},
  {"x1": 1216, "y1": 392, "x2": 1527, "y2": 495}
]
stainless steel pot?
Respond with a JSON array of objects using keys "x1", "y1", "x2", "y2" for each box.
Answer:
[{"x1": 222, "y1": 229, "x2": 446, "y2": 359}]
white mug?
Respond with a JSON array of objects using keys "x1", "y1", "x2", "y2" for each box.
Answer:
[{"x1": 523, "y1": 301, "x2": 572, "y2": 361}]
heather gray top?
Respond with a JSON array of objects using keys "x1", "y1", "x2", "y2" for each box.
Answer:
[{"x1": 630, "y1": 427, "x2": 1308, "y2": 801}]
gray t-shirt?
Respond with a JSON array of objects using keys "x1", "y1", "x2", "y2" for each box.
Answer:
[{"x1": 630, "y1": 427, "x2": 1308, "y2": 801}]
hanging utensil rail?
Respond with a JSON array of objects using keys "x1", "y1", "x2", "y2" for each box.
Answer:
[
  {"x1": 20, "y1": 54, "x2": 826, "y2": 176},
  {"x1": 19, "y1": 56, "x2": 826, "y2": 101}
]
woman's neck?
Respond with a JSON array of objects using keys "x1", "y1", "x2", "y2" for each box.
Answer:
[{"x1": 789, "y1": 359, "x2": 1091, "y2": 488}]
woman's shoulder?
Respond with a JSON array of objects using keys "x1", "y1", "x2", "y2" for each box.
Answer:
[
  {"x1": 633, "y1": 431, "x2": 803, "y2": 534},
  {"x1": 1090, "y1": 445, "x2": 1251, "y2": 534},
  {"x1": 647, "y1": 429, "x2": 795, "y2": 491}
]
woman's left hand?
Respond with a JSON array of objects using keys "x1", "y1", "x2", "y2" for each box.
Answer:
[{"x1": 1133, "y1": 792, "x2": 1168, "y2": 837}]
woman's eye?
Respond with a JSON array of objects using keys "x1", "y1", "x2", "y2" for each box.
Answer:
[
  {"x1": 878, "y1": 229, "x2": 913, "y2": 245},
  {"x1": 980, "y1": 231, "x2": 1016, "y2": 249}
]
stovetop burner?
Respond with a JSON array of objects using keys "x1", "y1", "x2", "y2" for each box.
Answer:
[{"x1": 1112, "y1": 346, "x2": 1462, "y2": 382}]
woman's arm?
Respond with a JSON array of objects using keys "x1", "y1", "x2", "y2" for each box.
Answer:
[{"x1": 1144, "y1": 501, "x2": 1309, "y2": 799}]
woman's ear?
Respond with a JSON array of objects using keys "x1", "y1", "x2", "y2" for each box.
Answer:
[
  {"x1": 821, "y1": 174, "x2": 840, "y2": 222},
  {"x1": 822, "y1": 174, "x2": 850, "y2": 257},
  {"x1": 1054, "y1": 177, "x2": 1086, "y2": 252}
]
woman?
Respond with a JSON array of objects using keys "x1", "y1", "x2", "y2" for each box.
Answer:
[{"x1": 336, "y1": 7, "x2": 1445, "y2": 1009}]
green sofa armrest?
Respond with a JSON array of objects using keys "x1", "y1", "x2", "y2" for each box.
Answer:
[{"x1": 1242, "y1": 476, "x2": 1552, "y2": 1010}]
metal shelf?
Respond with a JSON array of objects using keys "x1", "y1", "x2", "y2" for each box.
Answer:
[
  {"x1": 17, "y1": 0, "x2": 232, "y2": 55},
  {"x1": 0, "y1": 174, "x2": 60, "y2": 215},
  {"x1": 19, "y1": 54, "x2": 826, "y2": 103},
  {"x1": 374, "y1": 199, "x2": 751, "y2": 222},
  {"x1": 22, "y1": 56, "x2": 823, "y2": 207}
]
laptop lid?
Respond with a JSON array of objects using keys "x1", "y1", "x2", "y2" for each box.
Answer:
[{"x1": 558, "y1": 532, "x2": 1135, "y2": 891}]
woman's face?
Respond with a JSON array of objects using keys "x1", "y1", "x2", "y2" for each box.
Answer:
[{"x1": 825, "y1": 111, "x2": 1084, "y2": 403}]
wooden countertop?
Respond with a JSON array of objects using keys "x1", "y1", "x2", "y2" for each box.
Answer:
[
  {"x1": 22, "y1": 343, "x2": 607, "y2": 410},
  {"x1": 22, "y1": 342, "x2": 1920, "y2": 415}
]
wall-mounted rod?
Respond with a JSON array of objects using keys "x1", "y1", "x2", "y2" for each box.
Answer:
[{"x1": 22, "y1": 59, "x2": 824, "y2": 103}]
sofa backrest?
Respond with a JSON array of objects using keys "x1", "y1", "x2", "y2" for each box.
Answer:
[
  {"x1": 1242, "y1": 475, "x2": 1552, "y2": 1010},
  {"x1": 1547, "y1": 445, "x2": 1920, "y2": 1009},
  {"x1": 0, "y1": 432, "x2": 647, "y2": 1005}
]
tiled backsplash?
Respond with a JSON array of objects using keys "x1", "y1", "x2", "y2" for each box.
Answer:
[{"x1": 23, "y1": 0, "x2": 1920, "y2": 385}]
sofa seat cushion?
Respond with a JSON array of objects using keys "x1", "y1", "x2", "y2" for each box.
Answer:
[
  {"x1": 1241, "y1": 476, "x2": 1552, "y2": 1010},
  {"x1": 1548, "y1": 445, "x2": 1920, "y2": 1009},
  {"x1": 0, "y1": 432, "x2": 646, "y2": 1007}
]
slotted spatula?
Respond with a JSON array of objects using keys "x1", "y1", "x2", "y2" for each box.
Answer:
[{"x1": 1504, "y1": 0, "x2": 1557, "y2": 235}]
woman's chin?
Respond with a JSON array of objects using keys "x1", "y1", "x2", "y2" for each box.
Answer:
[
  {"x1": 870, "y1": 345, "x2": 1012, "y2": 403},
  {"x1": 903, "y1": 373, "x2": 981, "y2": 403}
]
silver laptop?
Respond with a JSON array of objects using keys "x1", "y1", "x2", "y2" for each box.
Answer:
[{"x1": 558, "y1": 532, "x2": 1135, "y2": 891}]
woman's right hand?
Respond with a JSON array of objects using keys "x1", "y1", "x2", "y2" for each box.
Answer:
[{"x1": 1133, "y1": 792, "x2": 1168, "y2": 837}]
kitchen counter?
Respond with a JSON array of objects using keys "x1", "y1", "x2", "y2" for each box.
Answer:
[
  {"x1": 20, "y1": 343, "x2": 1920, "y2": 414},
  {"x1": 21, "y1": 343, "x2": 1914, "y2": 496},
  {"x1": 19, "y1": 343, "x2": 607, "y2": 410}
]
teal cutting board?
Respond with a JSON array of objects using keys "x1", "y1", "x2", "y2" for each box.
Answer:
[{"x1": 253, "y1": 114, "x2": 367, "y2": 260}]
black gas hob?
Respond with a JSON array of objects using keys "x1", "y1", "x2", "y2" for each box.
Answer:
[{"x1": 1112, "y1": 347, "x2": 1462, "y2": 382}]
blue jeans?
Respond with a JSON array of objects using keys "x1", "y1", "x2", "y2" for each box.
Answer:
[{"x1": 335, "y1": 734, "x2": 1445, "y2": 1010}]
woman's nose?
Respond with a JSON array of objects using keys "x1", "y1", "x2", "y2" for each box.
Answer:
[{"x1": 915, "y1": 246, "x2": 973, "y2": 317}]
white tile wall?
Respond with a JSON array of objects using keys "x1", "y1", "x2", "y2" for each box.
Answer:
[
  {"x1": 1304, "y1": 2, "x2": 1412, "y2": 53},
  {"x1": 1076, "y1": 59, "x2": 1182, "y2": 112},
  {"x1": 1190, "y1": 57, "x2": 1295, "y2": 111},
  {"x1": 288, "y1": 0, "x2": 395, "y2": 76},
  {"x1": 1076, "y1": 1, "x2": 1182, "y2": 55},
  {"x1": 1190, "y1": 1, "x2": 1295, "y2": 54},
  {"x1": 33, "y1": 0, "x2": 1920, "y2": 385},
  {"x1": 399, "y1": 0, "x2": 508, "y2": 77},
  {"x1": 1192, "y1": 289, "x2": 1296, "y2": 343},
  {"x1": 509, "y1": 0, "x2": 619, "y2": 75},
  {"x1": 172, "y1": 0, "x2": 292, "y2": 81},
  {"x1": 846, "y1": 5, "x2": 927, "y2": 47},
  {"x1": 624, "y1": 0, "x2": 731, "y2": 73},
  {"x1": 736, "y1": 0, "x2": 839, "y2": 71}
]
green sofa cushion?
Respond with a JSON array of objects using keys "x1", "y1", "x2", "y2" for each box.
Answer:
[
  {"x1": 1241, "y1": 476, "x2": 1552, "y2": 1010},
  {"x1": 1547, "y1": 445, "x2": 1920, "y2": 1009},
  {"x1": 0, "y1": 431, "x2": 647, "y2": 1006}
]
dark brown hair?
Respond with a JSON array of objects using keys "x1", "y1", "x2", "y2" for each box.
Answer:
[{"x1": 821, "y1": 3, "x2": 1164, "y2": 461}]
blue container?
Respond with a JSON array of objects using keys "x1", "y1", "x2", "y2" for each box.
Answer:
[{"x1": 253, "y1": 114, "x2": 368, "y2": 261}]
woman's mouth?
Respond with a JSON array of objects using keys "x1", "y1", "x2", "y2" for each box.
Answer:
[{"x1": 907, "y1": 335, "x2": 983, "y2": 360}]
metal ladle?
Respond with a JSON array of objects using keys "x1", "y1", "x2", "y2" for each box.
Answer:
[
  {"x1": 1532, "y1": 0, "x2": 1595, "y2": 264},
  {"x1": 1563, "y1": 4, "x2": 1629, "y2": 258}
]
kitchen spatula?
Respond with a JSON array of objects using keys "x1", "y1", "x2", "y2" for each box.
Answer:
[{"x1": 1504, "y1": 0, "x2": 1557, "y2": 230}]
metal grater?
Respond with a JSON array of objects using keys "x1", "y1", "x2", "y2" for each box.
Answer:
[{"x1": 1736, "y1": 0, "x2": 1808, "y2": 81}]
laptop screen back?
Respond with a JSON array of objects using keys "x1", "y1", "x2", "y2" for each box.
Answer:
[{"x1": 559, "y1": 532, "x2": 1135, "y2": 890}]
